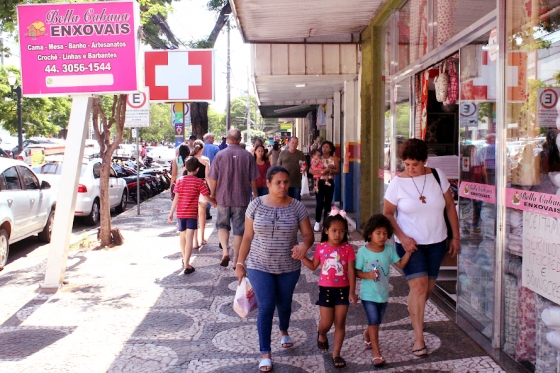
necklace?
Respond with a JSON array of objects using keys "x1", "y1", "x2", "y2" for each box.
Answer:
[{"x1": 410, "y1": 171, "x2": 427, "y2": 203}]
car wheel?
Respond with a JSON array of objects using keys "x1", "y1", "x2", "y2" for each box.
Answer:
[
  {"x1": 0, "y1": 229, "x2": 9, "y2": 268},
  {"x1": 115, "y1": 190, "x2": 127, "y2": 213},
  {"x1": 38, "y1": 209, "x2": 55, "y2": 243},
  {"x1": 84, "y1": 199, "x2": 100, "y2": 226}
]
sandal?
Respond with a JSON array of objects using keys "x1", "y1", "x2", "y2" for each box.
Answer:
[
  {"x1": 412, "y1": 345, "x2": 428, "y2": 357},
  {"x1": 372, "y1": 356, "x2": 386, "y2": 366},
  {"x1": 332, "y1": 356, "x2": 346, "y2": 368},
  {"x1": 220, "y1": 256, "x2": 230, "y2": 267},
  {"x1": 259, "y1": 358, "x2": 272, "y2": 372},
  {"x1": 363, "y1": 330, "x2": 371, "y2": 349},
  {"x1": 184, "y1": 266, "x2": 195, "y2": 275},
  {"x1": 280, "y1": 335, "x2": 293, "y2": 348},
  {"x1": 317, "y1": 332, "x2": 329, "y2": 352}
]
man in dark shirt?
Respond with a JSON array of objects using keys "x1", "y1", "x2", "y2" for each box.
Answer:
[
  {"x1": 209, "y1": 129, "x2": 259, "y2": 267},
  {"x1": 218, "y1": 136, "x2": 228, "y2": 151}
]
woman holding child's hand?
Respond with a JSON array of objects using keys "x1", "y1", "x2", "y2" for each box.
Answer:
[
  {"x1": 235, "y1": 166, "x2": 313, "y2": 373},
  {"x1": 383, "y1": 139, "x2": 459, "y2": 358}
]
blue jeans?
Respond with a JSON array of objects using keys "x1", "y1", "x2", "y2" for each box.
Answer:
[
  {"x1": 396, "y1": 240, "x2": 447, "y2": 280},
  {"x1": 247, "y1": 268, "x2": 301, "y2": 354},
  {"x1": 288, "y1": 187, "x2": 301, "y2": 201}
]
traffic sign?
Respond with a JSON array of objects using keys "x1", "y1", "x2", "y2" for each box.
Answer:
[
  {"x1": 459, "y1": 102, "x2": 478, "y2": 127},
  {"x1": 537, "y1": 87, "x2": 560, "y2": 128},
  {"x1": 125, "y1": 87, "x2": 150, "y2": 128}
]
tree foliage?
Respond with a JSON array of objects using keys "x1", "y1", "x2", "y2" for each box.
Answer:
[
  {"x1": 208, "y1": 106, "x2": 226, "y2": 137},
  {"x1": 0, "y1": 67, "x2": 72, "y2": 137},
  {"x1": 138, "y1": 103, "x2": 175, "y2": 143}
]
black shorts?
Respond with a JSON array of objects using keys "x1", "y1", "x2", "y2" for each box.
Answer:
[{"x1": 316, "y1": 286, "x2": 350, "y2": 308}]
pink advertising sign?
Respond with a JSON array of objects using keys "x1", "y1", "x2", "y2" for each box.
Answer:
[
  {"x1": 17, "y1": 1, "x2": 140, "y2": 97},
  {"x1": 458, "y1": 182, "x2": 496, "y2": 204},
  {"x1": 506, "y1": 188, "x2": 560, "y2": 218}
]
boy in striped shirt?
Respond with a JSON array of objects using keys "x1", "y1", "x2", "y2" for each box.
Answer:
[{"x1": 168, "y1": 157, "x2": 217, "y2": 274}]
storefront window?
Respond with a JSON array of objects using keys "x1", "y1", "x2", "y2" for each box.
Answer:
[
  {"x1": 434, "y1": 0, "x2": 496, "y2": 46},
  {"x1": 394, "y1": 81, "x2": 411, "y2": 173},
  {"x1": 397, "y1": 0, "x2": 428, "y2": 71},
  {"x1": 503, "y1": 1, "x2": 560, "y2": 370},
  {"x1": 456, "y1": 30, "x2": 497, "y2": 340},
  {"x1": 384, "y1": 25, "x2": 392, "y2": 194}
]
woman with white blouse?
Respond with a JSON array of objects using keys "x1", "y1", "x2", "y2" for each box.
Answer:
[
  {"x1": 236, "y1": 166, "x2": 314, "y2": 372},
  {"x1": 383, "y1": 138, "x2": 459, "y2": 358}
]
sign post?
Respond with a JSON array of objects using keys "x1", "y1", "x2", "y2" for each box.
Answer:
[
  {"x1": 125, "y1": 88, "x2": 150, "y2": 215},
  {"x1": 16, "y1": 1, "x2": 141, "y2": 289}
]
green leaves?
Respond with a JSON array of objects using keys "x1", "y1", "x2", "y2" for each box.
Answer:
[{"x1": 0, "y1": 67, "x2": 71, "y2": 137}]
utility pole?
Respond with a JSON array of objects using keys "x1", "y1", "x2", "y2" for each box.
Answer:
[
  {"x1": 225, "y1": 15, "x2": 231, "y2": 131},
  {"x1": 246, "y1": 66, "x2": 251, "y2": 145}
]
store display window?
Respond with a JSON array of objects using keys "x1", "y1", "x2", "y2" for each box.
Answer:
[
  {"x1": 504, "y1": 1, "x2": 560, "y2": 371},
  {"x1": 455, "y1": 30, "x2": 498, "y2": 341}
]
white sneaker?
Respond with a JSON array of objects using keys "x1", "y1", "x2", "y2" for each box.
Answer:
[{"x1": 314, "y1": 222, "x2": 321, "y2": 232}]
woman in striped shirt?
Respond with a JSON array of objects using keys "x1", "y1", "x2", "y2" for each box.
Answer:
[{"x1": 236, "y1": 166, "x2": 314, "y2": 372}]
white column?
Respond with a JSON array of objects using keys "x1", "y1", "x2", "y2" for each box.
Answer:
[
  {"x1": 43, "y1": 96, "x2": 92, "y2": 290},
  {"x1": 326, "y1": 98, "x2": 333, "y2": 142},
  {"x1": 332, "y1": 91, "x2": 341, "y2": 144}
]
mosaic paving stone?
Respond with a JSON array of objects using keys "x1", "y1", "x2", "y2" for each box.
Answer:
[
  {"x1": 0, "y1": 327, "x2": 74, "y2": 361},
  {"x1": 341, "y1": 330, "x2": 441, "y2": 364},
  {"x1": 186, "y1": 355, "x2": 325, "y2": 373},
  {"x1": 154, "y1": 289, "x2": 205, "y2": 308},
  {"x1": 354, "y1": 356, "x2": 505, "y2": 372},
  {"x1": 213, "y1": 325, "x2": 307, "y2": 353},
  {"x1": 107, "y1": 343, "x2": 178, "y2": 373}
]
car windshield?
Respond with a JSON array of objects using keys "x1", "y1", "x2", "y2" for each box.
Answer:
[{"x1": 33, "y1": 162, "x2": 88, "y2": 176}]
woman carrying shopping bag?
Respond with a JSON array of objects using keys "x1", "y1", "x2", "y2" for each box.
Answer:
[{"x1": 236, "y1": 166, "x2": 314, "y2": 372}]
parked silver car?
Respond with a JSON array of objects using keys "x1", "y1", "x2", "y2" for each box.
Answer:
[{"x1": 0, "y1": 159, "x2": 56, "y2": 267}]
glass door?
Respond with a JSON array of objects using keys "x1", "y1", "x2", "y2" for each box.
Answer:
[{"x1": 456, "y1": 29, "x2": 497, "y2": 339}]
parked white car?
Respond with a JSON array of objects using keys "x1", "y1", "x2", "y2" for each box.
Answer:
[
  {"x1": 33, "y1": 157, "x2": 127, "y2": 225},
  {"x1": 149, "y1": 146, "x2": 176, "y2": 165},
  {"x1": 0, "y1": 159, "x2": 56, "y2": 267}
]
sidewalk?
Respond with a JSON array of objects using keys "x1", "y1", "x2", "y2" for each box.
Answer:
[{"x1": 0, "y1": 193, "x2": 506, "y2": 372}]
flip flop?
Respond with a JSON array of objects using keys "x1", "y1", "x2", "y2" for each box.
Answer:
[
  {"x1": 332, "y1": 356, "x2": 346, "y2": 368},
  {"x1": 280, "y1": 335, "x2": 293, "y2": 348},
  {"x1": 259, "y1": 358, "x2": 272, "y2": 372},
  {"x1": 372, "y1": 356, "x2": 386, "y2": 366},
  {"x1": 363, "y1": 330, "x2": 372, "y2": 349},
  {"x1": 412, "y1": 345, "x2": 428, "y2": 357},
  {"x1": 184, "y1": 266, "x2": 195, "y2": 275}
]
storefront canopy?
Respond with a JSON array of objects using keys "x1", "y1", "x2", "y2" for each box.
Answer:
[{"x1": 231, "y1": 0, "x2": 383, "y2": 44}]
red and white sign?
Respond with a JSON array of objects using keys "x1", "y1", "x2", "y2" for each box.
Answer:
[
  {"x1": 145, "y1": 50, "x2": 214, "y2": 102},
  {"x1": 17, "y1": 1, "x2": 140, "y2": 97},
  {"x1": 460, "y1": 49, "x2": 527, "y2": 103}
]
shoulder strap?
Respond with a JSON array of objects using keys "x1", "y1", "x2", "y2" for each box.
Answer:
[{"x1": 431, "y1": 168, "x2": 444, "y2": 193}]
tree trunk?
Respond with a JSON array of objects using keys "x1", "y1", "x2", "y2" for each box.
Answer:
[
  {"x1": 92, "y1": 95, "x2": 127, "y2": 247},
  {"x1": 190, "y1": 102, "x2": 208, "y2": 139}
]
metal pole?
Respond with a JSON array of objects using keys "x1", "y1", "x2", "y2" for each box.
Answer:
[
  {"x1": 136, "y1": 128, "x2": 140, "y2": 215},
  {"x1": 226, "y1": 16, "x2": 231, "y2": 131},
  {"x1": 16, "y1": 85, "x2": 22, "y2": 153},
  {"x1": 246, "y1": 67, "x2": 251, "y2": 144}
]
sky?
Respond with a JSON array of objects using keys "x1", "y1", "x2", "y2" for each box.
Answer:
[{"x1": 1, "y1": 0, "x2": 250, "y2": 113}]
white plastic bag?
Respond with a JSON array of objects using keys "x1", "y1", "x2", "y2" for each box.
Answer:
[
  {"x1": 233, "y1": 277, "x2": 257, "y2": 318},
  {"x1": 301, "y1": 172, "x2": 310, "y2": 196}
]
